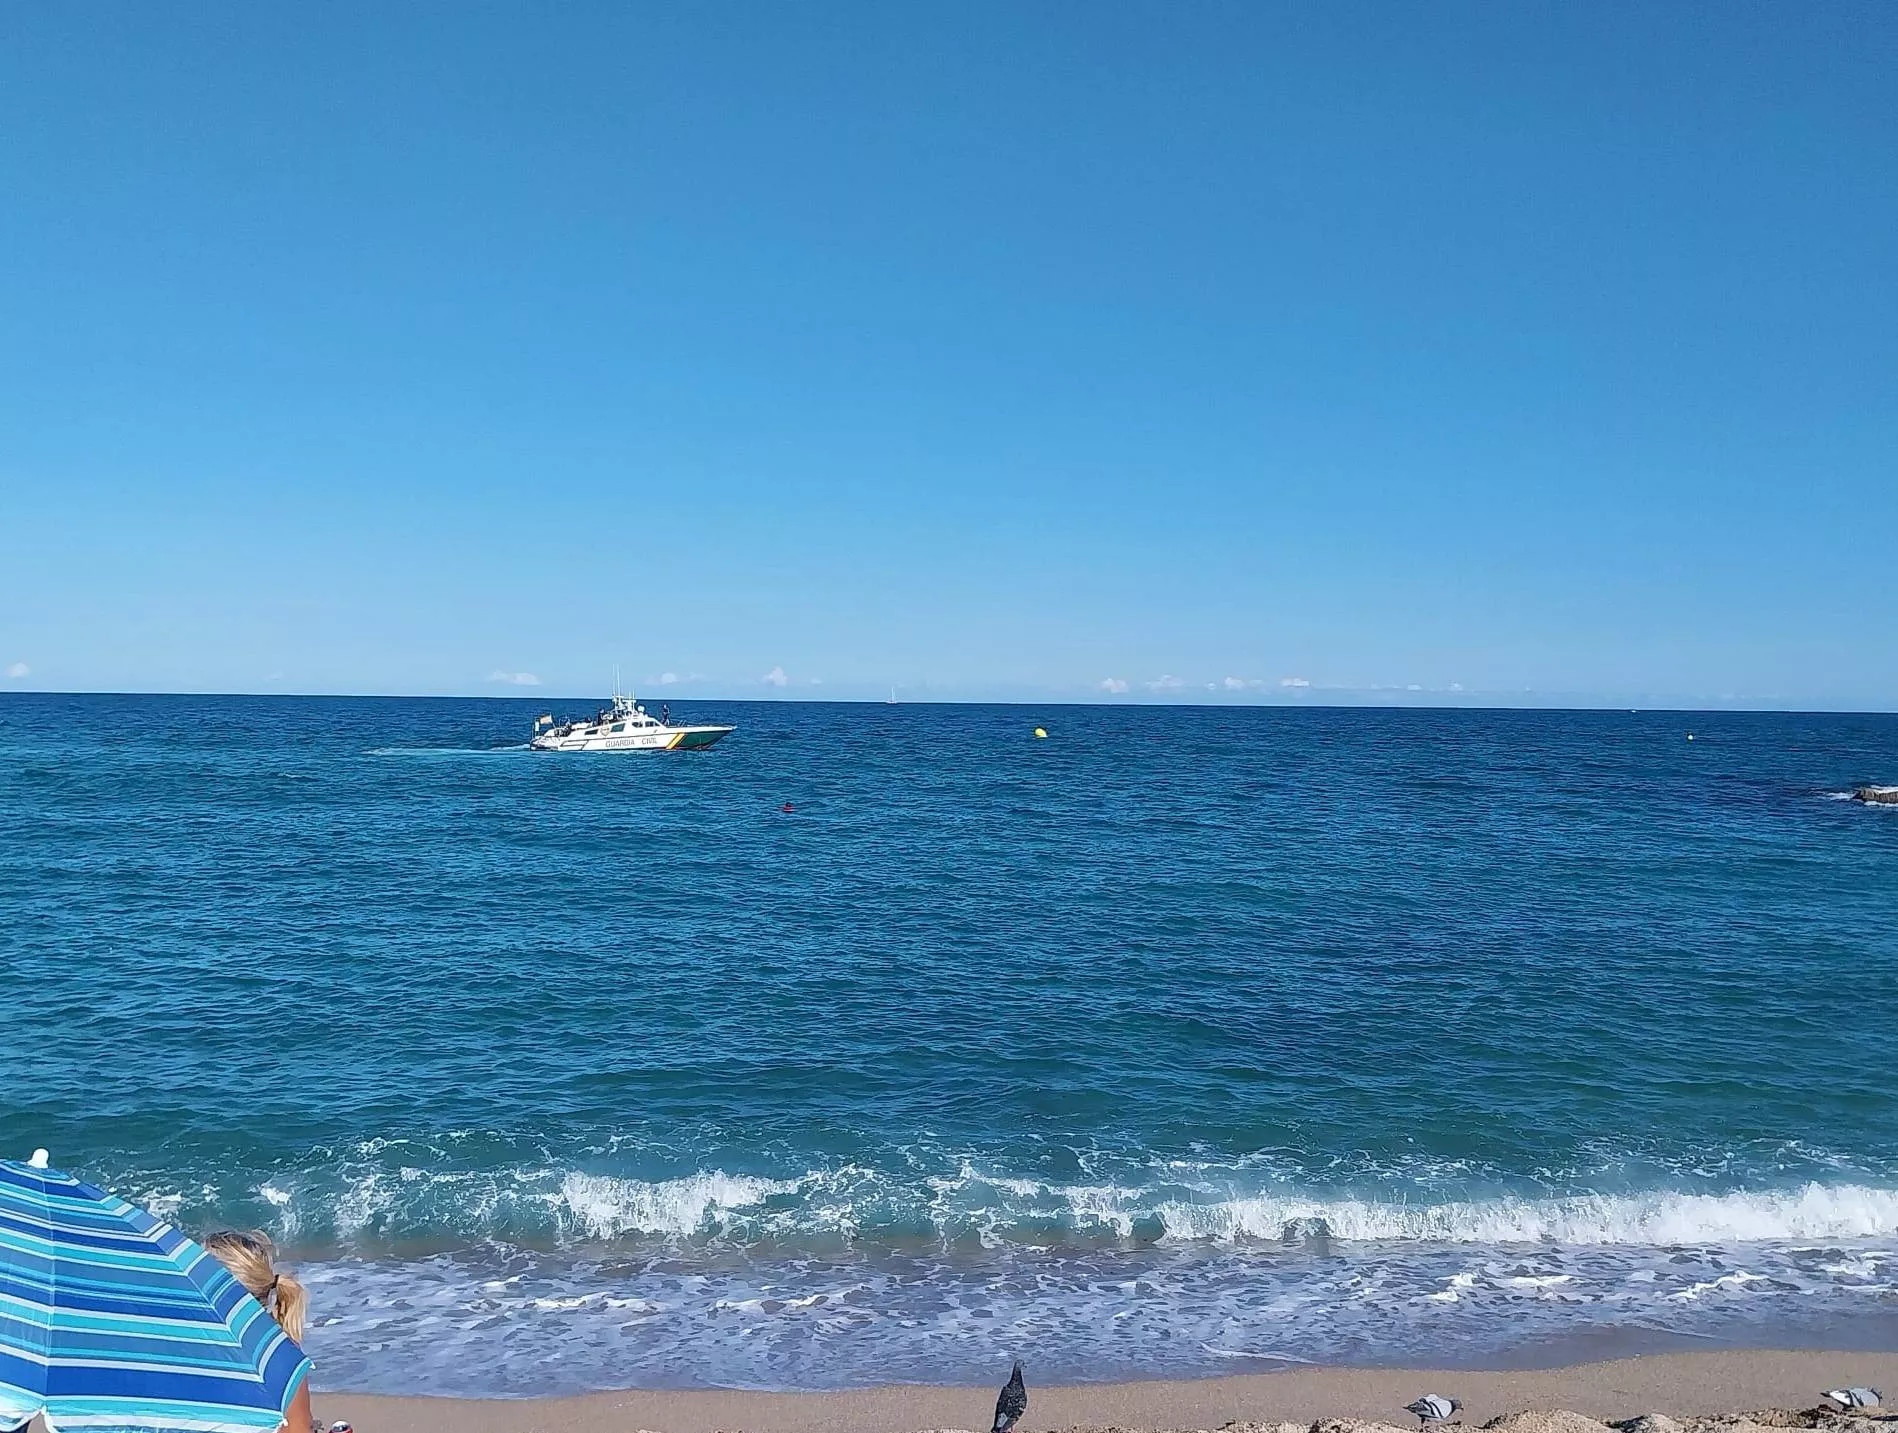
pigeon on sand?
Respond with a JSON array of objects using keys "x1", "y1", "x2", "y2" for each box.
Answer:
[
  {"x1": 1406, "y1": 1394, "x2": 1462, "y2": 1428},
  {"x1": 1823, "y1": 1388, "x2": 1882, "y2": 1411},
  {"x1": 993, "y1": 1362, "x2": 1028, "y2": 1433}
]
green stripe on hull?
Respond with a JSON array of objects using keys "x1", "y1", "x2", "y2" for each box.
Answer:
[{"x1": 674, "y1": 727, "x2": 731, "y2": 750}]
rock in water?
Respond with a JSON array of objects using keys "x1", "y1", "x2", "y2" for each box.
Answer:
[
  {"x1": 1852, "y1": 786, "x2": 1898, "y2": 805},
  {"x1": 1280, "y1": 1216, "x2": 1334, "y2": 1245}
]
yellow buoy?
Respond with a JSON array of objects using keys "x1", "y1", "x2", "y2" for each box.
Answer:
[{"x1": 1033, "y1": 727, "x2": 1047, "y2": 739}]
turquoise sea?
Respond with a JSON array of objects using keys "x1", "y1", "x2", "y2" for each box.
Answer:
[{"x1": 4, "y1": 694, "x2": 1897, "y2": 1394}]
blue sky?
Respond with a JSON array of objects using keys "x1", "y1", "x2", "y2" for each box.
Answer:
[{"x1": 2, "y1": 3, "x2": 1892, "y2": 706}]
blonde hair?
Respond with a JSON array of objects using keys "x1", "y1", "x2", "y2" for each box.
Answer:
[{"x1": 203, "y1": 1230, "x2": 308, "y2": 1343}]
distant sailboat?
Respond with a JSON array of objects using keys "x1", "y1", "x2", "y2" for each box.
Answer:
[{"x1": 887, "y1": 686, "x2": 899, "y2": 704}]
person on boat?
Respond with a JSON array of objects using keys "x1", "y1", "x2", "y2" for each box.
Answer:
[
  {"x1": 203, "y1": 1230, "x2": 316, "y2": 1433},
  {"x1": 661, "y1": 703, "x2": 670, "y2": 725}
]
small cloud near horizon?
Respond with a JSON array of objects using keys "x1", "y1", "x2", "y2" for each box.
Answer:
[
  {"x1": 762, "y1": 665, "x2": 789, "y2": 687},
  {"x1": 655, "y1": 671, "x2": 707, "y2": 686},
  {"x1": 1280, "y1": 676, "x2": 1311, "y2": 688},
  {"x1": 1222, "y1": 676, "x2": 1263, "y2": 691},
  {"x1": 4, "y1": 662, "x2": 28, "y2": 679},
  {"x1": 487, "y1": 670, "x2": 542, "y2": 686},
  {"x1": 1098, "y1": 677, "x2": 1130, "y2": 694},
  {"x1": 1146, "y1": 674, "x2": 1185, "y2": 691}
]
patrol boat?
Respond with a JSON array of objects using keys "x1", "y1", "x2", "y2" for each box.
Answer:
[{"x1": 530, "y1": 692, "x2": 734, "y2": 752}]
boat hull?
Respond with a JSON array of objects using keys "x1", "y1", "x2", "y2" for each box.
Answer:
[{"x1": 530, "y1": 724, "x2": 733, "y2": 753}]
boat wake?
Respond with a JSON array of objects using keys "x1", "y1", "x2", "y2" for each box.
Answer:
[{"x1": 363, "y1": 744, "x2": 532, "y2": 757}]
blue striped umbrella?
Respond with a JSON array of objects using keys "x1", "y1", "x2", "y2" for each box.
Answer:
[{"x1": 0, "y1": 1152, "x2": 311, "y2": 1433}]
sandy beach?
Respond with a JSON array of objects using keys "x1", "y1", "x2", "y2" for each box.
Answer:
[{"x1": 314, "y1": 1350, "x2": 1898, "y2": 1433}]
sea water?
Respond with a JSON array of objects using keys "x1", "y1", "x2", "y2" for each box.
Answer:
[{"x1": 3, "y1": 694, "x2": 1896, "y2": 1393}]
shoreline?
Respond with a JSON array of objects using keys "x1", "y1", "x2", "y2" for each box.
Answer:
[{"x1": 313, "y1": 1350, "x2": 1898, "y2": 1433}]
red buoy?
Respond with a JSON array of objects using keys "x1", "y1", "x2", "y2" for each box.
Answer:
[{"x1": 781, "y1": 802, "x2": 795, "y2": 813}]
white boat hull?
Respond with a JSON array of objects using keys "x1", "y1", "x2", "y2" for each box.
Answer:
[
  {"x1": 531, "y1": 690, "x2": 733, "y2": 752},
  {"x1": 530, "y1": 724, "x2": 732, "y2": 752}
]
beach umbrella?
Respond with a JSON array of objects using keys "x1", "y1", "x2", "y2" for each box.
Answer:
[{"x1": 0, "y1": 1151, "x2": 310, "y2": 1433}]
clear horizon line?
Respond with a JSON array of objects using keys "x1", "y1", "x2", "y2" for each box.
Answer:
[{"x1": 2, "y1": 687, "x2": 1896, "y2": 717}]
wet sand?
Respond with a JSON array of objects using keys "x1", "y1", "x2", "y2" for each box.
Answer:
[{"x1": 313, "y1": 1349, "x2": 1898, "y2": 1433}]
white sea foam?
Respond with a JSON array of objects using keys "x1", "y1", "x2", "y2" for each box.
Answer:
[
  {"x1": 264, "y1": 1157, "x2": 1895, "y2": 1393},
  {"x1": 1826, "y1": 789, "x2": 1898, "y2": 808},
  {"x1": 713, "y1": 1287, "x2": 861, "y2": 1314},
  {"x1": 294, "y1": 1229, "x2": 1898, "y2": 1397},
  {"x1": 162, "y1": 1155, "x2": 1898, "y2": 1252},
  {"x1": 556, "y1": 1170, "x2": 797, "y2": 1238},
  {"x1": 988, "y1": 1178, "x2": 1898, "y2": 1246},
  {"x1": 1812, "y1": 1251, "x2": 1894, "y2": 1277},
  {"x1": 1670, "y1": 1271, "x2": 1768, "y2": 1300},
  {"x1": 1202, "y1": 1346, "x2": 1319, "y2": 1363},
  {"x1": 129, "y1": 1181, "x2": 220, "y2": 1224}
]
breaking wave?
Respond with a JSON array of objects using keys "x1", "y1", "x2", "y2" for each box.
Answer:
[
  {"x1": 555, "y1": 1171, "x2": 799, "y2": 1238},
  {"x1": 1047, "y1": 1180, "x2": 1898, "y2": 1245},
  {"x1": 170, "y1": 1159, "x2": 1898, "y2": 1253}
]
